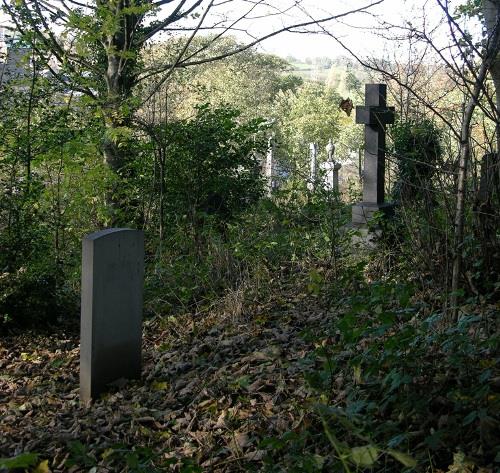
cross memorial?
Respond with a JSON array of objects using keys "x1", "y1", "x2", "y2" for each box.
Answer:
[
  {"x1": 80, "y1": 228, "x2": 144, "y2": 404},
  {"x1": 352, "y1": 84, "x2": 395, "y2": 226}
]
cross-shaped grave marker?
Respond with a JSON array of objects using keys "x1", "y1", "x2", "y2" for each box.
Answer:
[{"x1": 352, "y1": 84, "x2": 395, "y2": 226}]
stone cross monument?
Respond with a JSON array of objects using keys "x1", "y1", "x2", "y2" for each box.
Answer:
[{"x1": 352, "y1": 84, "x2": 395, "y2": 226}]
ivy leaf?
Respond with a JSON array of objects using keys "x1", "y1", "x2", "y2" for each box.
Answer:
[{"x1": 0, "y1": 452, "x2": 39, "y2": 469}]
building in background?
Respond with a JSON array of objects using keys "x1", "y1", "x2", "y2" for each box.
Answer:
[{"x1": 0, "y1": 25, "x2": 31, "y2": 86}]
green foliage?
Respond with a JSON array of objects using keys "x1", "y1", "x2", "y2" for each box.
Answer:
[
  {"x1": 261, "y1": 431, "x2": 327, "y2": 472},
  {"x1": 161, "y1": 103, "x2": 267, "y2": 225},
  {"x1": 273, "y1": 82, "x2": 343, "y2": 166},
  {"x1": 141, "y1": 36, "x2": 295, "y2": 121},
  {"x1": 0, "y1": 80, "x2": 111, "y2": 326},
  {"x1": 270, "y1": 78, "x2": 361, "y2": 181},
  {"x1": 390, "y1": 119, "x2": 442, "y2": 202},
  {"x1": 146, "y1": 182, "x2": 349, "y2": 316},
  {"x1": 142, "y1": 103, "x2": 274, "y2": 314},
  {"x1": 345, "y1": 70, "x2": 363, "y2": 97},
  {"x1": 65, "y1": 440, "x2": 196, "y2": 472},
  {"x1": 145, "y1": 224, "x2": 245, "y2": 313},
  {"x1": 0, "y1": 452, "x2": 39, "y2": 471},
  {"x1": 292, "y1": 270, "x2": 499, "y2": 471},
  {"x1": 455, "y1": 0, "x2": 483, "y2": 20},
  {"x1": 276, "y1": 74, "x2": 304, "y2": 95}
]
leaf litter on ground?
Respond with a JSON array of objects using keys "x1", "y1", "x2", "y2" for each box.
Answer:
[{"x1": 0, "y1": 274, "x2": 331, "y2": 472}]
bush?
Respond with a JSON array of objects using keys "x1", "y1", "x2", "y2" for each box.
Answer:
[
  {"x1": 160, "y1": 104, "x2": 268, "y2": 227},
  {"x1": 390, "y1": 119, "x2": 442, "y2": 203},
  {"x1": 264, "y1": 268, "x2": 500, "y2": 472}
]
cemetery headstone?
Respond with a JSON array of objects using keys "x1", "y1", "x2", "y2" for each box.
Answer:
[
  {"x1": 320, "y1": 139, "x2": 342, "y2": 191},
  {"x1": 308, "y1": 143, "x2": 318, "y2": 191},
  {"x1": 80, "y1": 228, "x2": 144, "y2": 404},
  {"x1": 352, "y1": 84, "x2": 395, "y2": 226},
  {"x1": 326, "y1": 138, "x2": 335, "y2": 162},
  {"x1": 264, "y1": 136, "x2": 275, "y2": 195}
]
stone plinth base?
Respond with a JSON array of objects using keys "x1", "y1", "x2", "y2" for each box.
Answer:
[
  {"x1": 344, "y1": 224, "x2": 382, "y2": 249},
  {"x1": 352, "y1": 202, "x2": 394, "y2": 226}
]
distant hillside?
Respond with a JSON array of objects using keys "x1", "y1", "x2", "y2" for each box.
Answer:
[
  {"x1": 286, "y1": 57, "x2": 370, "y2": 98},
  {"x1": 288, "y1": 62, "x2": 330, "y2": 83}
]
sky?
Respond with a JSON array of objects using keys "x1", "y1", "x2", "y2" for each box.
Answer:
[
  {"x1": 257, "y1": 0, "x2": 430, "y2": 58},
  {"x1": 195, "y1": 0, "x2": 449, "y2": 60},
  {"x1": 235, "y1": 0, "x2": 418, "y2": 58},
  {"x1": 0, "y1": 0, "x2": 477, "y2": 61},
  {"x1": 163, "y1": 0, "x2": 468, "y2": 63}
]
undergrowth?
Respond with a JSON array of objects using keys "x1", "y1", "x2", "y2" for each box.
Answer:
[
  {"x1": 1, "y1": 188, "x2": 498, "y2": 473},
  {"x1": 261, "y1": 262, "x2": 500, "y2": 472}
]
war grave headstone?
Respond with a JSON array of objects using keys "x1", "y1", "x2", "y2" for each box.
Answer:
[
  {"x1": 80, "y1": 228, "x2": 144, "y2": 404},
  {"x1": 352, "y1": 83, "x2": 395, "y2": 226}
]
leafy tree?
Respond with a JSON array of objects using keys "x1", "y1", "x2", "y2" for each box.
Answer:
[
  {"x1": 2, "y1": 0, "x2": 382, "y2": 220},
  {"x1": 0, "y1": 73, "x2": 107, "y2": 324},
  {"x1": 145, "y1": 103, "x2": 268, "y2": 231},
  {"x1": 345, "y1": 69, "x2": 362, "y2": 97},
  {"x1": 273, "y1": 82, "x2": 344, "y2": 172},
  {"x1": 391, "y1": 119, "x2": 442, "y2": 202},
  {"x1": 140, "y1": 37, "x2": 300, "y2": 122}
]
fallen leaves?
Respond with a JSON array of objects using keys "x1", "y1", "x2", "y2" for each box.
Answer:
[{"x1": 0, "y1": 279, "x2": 329, "y2": 471}]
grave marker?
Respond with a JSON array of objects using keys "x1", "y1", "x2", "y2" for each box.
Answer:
[
  {"x1": 352, "y1": 84, "x2": 395, "y2": 225},
  {"x1": 308, "y1": 143, "x2": 318, "y2": 191},
  {"x1": 80, "y1": 228, "x2": 144, "y2": 403},
  {"x1": 264, "y1": 136, "x2": 276, "y2": 195},
  {"x1": 320, "y1": 139, "x2": 342, "y2": 191}
]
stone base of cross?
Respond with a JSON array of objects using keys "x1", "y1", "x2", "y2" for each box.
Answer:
[
  {"x1": 352, "y1": 201, "x2": 394, "y2": 225},
  {"x1": 352, "y1": 84, "x2": 395, "y2": 226}
]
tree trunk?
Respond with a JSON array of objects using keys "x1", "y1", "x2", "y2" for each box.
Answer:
[
  {"x1": 450, "y1": 114, "x2": 472, "y2": 320},
  {"x1": 483, "y1": 0, "x2": 500, "y2": 151},
  {"x1": 101, "y1": 77, "x2": 129, "y2": 225},
  {"x1": 101, "y1": 23, "x2": 138, "y2": 224},
  {"x1": 103, "y1": 30, "x2": 129, "y2": 167},
  {"x1": 450, "y1": 3, "x2": 500, "y2": 321}
]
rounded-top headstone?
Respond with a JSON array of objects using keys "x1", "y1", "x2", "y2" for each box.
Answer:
[{"x1": 80, "y1": 228, "x2": 144, "y2": 403}]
